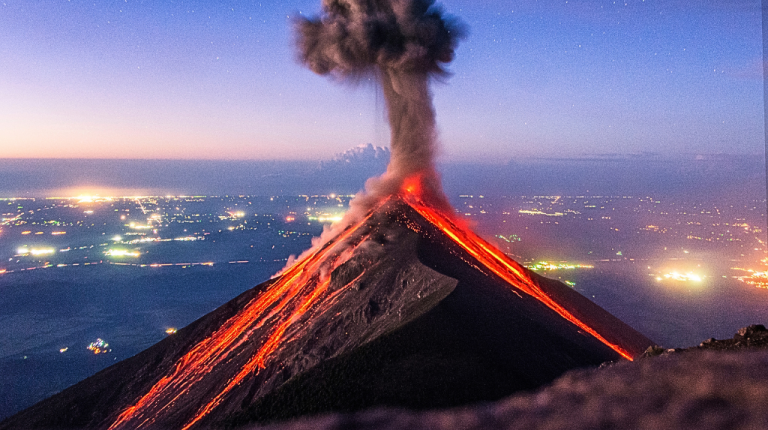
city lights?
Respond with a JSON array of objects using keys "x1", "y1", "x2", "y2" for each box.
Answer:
[
  {"x1": 87, "y1": 338, "x2": 111, "y2": 354},
  {"x1": 495, "y1": 234, "x2": 521, "y2": 243},
  {"x1": 77, "y1": 195, "x2": 113, "y2": 203},
  {"x1": 105, "y1": 249, "x2": 141, "y2": 258},
  {"x1": 16, "y1": 247, "x2": 56, "y2": 257},
  {"x1": 527, "y1": 261, "x2": 594, "y2": 271},
  {"x1": 1, "y1": 194, "x2": 765, "y2": 303},
  {"x1": 657, "y1": 271, "x2": 703, "y2": 282},
  {"x1": 129, "y1": 223, "x2": 153, "y2": 230},
  {"x1": 732, "y1": 268, "x2": 768, "y2": 289},
  {"x1": 307, "y1": 213, "x2": 345, "y2": 223},
  {"x1": 518, "y1": 209, "x2": 565, "y2": 217}
]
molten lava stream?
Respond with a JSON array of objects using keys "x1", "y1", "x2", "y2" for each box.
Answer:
[
  {"x1": 402, "y1": 192, "x2": 634, "y2": 361},
  {"x1": 179, "y1": 276, "x2": 332, "y2": 430},
  {"x1": 181, "y1": 233, "x2": 374, "y2": 430},
  {"x1": 109, "y1": 209, "x2": 379, "y2": 430}
]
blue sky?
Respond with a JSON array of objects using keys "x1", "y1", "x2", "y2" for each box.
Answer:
[{"x1": 0, "y1": 0, "x2": 763, "y2": 161}]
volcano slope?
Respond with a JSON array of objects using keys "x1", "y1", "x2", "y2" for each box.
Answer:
[{"x1": 0, "y1": 197, "x2": 652, "y2": 430}]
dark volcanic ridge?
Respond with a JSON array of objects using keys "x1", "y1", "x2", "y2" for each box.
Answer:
[
  {"x1": 643, "y1": 324, "x2": 768, "y2": 357},
  {"x1": 0, "y1": 197, "x2": 652, "y2": 430}
]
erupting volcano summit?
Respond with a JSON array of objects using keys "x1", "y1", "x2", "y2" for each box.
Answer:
[
  {"x1": 0, "y1": 1, "x2": 654, "y2": 429},
  {"x1": 0, "y1": 188, "x2": 652, "y2": 430}
]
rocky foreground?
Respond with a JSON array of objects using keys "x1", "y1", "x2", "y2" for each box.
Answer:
[{"x1": 252, "y1": 325, "x2": 768, "y2": 430}]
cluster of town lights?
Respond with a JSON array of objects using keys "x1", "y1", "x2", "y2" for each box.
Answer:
[
  {"x1": 656, "y1": 271, "x2": 703, "y2": 282},
  {"x1": 16, "y1": 247, "x2": 55, "y2": 256},
  {"x1": 732, "y1": 266, "x2": 768, "y2": 289},
  {"x1": 87, "y1": 338, "x2": 111, "y2": 354},
  {"x1": 106, "y1": 249, "x2": 141, "y2": 258},
  {"x1": 307, "y1": 214, "x2": 344, "y2": 223},
  {"x1": 527, "y1": 261, "x2": 595, "y2": 271}
]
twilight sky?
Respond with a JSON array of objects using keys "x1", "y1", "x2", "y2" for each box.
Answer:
[{"x1": 0, "y1": 0, "x2": 763, "y2": 162}]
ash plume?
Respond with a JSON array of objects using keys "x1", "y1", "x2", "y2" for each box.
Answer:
[{"x1": 295, "y1": 0, "x2": 464, "y2": 225}]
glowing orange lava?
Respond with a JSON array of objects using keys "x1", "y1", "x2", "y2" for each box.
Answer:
[{"x1": 402, "y1": 174, "x2": 423, "y2": 195}]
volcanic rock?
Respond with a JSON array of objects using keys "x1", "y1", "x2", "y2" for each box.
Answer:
[
  {"x1": 0, "y1": 197, "x2": 652, "y2": 430},
  {"x1": 643, "y1": 325, "x2": 768, "y2": 357},
  {"x1": 694, "y1": 325, "x2": 768, "y2": 352}
]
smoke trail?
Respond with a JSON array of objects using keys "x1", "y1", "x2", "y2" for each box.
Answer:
[{"x1": 295, "y1": 0, "x2": 464, "y2": 225}]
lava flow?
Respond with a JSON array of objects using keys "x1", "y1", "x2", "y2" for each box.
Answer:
[{"x1": 399, "y1": 187, "x2": 634, "y2": 361}]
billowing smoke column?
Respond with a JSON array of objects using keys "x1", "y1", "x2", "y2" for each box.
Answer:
[{"x1": 296, "y1": 0, "x2": 464, "y2": 219}]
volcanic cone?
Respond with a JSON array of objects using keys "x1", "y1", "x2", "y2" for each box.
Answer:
[{"x1": 0, "y1": 192, "x2": 652, "y2": 430}]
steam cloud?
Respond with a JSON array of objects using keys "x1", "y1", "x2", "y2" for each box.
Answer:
[{"x1": 295, "y1": 0, "x2": 464, "y2": 221}]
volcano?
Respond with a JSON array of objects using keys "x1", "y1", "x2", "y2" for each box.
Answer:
[{"x1": 0, "y1": 192, "x2": 652, "y2": 430}]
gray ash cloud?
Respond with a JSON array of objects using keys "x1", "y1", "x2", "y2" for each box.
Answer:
[
  {"x1": 295, "y1": 0, "x2": 463, "y2": 79},
  {"x1": 295, "y1": 0, "x2": 464, "y2": 220}
]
